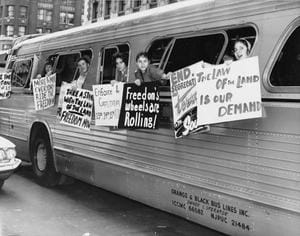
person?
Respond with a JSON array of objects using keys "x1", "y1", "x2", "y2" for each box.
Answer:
[
  {"x1": 36, "y1": 61, "x2": 53, "y2": 79},
  {"x1": 134, "y1": 51, "x2": 169, "y2": 86},
  {"x1": 200, "y1": 38, "x2": 252, "y2": 68},
  {"x1": 111, "y1": 52, "x2": 128, "y2": 85},
  {"x1": 70, "y1": 56, "x2": 90, "y2": 89},
  {"x1": 232, "y1": 38, "x2": 251, "y2": 61}
]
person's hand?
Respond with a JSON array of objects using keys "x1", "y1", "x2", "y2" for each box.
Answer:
[
  {"x1": 224, "y1": 59, "x2": 233, "y2": 66},
  {"x1": 36, "y1": 74, "x2": 42, "y2": 79},
  {"x1": 110, "y1": 80, "x2": 117, "y2": 86},
  {"x1": 163, "y1": 72, "x2": 172, "y2": 80},
  {"x1": 135, "y1": 79, "x2": 141, "y2": 86}
]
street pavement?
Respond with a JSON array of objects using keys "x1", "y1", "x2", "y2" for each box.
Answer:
[{"x1": 0, "y1": 164, "x2": 227, "y2": 236}]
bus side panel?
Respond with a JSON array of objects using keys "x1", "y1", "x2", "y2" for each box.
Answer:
[{"x1": 54, "y1": 149, "x2": 300, "y2": 236}]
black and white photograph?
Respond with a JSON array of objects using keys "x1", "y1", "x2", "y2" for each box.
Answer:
[{"x1": 0, "y1": 0, "x2": 300, "y2": 235}]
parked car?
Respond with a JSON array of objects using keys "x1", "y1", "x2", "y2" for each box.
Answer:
[{"x1": 0, "y1": 136, "x2": 21, "y2": 188}]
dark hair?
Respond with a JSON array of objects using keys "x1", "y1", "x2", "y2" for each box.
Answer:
[
  {"x1": 135, "y1": 51, "x2": 149, "y2": 62},
  {"x1": 44, "y1": 61, "x2": 53, "y2": 67},
  {"x1": 77, "y1": 56, "x2": 90, "y2": 65},
  {"x1": 234, "y1": 38, "x2": 251, "y2": 53},
  {"x1": 113, "y1": 52, "x2": 128, "y2": 66}
]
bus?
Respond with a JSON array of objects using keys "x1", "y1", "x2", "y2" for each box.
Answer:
[{"x1": 1, "y1": 0, "x2": 300, "y2": 235}]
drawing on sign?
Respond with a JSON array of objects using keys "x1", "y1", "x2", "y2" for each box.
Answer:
[
  {"x1": 169, "y1": 63, "x2": 210, "y2": 138},
  {"x1": 60, "y1": 88, "x2": 93, "y2": 131},
  {"x1": 32, "y1": 74, "x2": 56, "y2": 110},
  {"x1": 0, "y1": 72, "x2": 11, "y2": 99},
  {"x1": 118, "y1": 82, "x2": 160, "y2": 129},
  {"x1": 93, "y1": 83, "x2": 124, "y2": 126}
]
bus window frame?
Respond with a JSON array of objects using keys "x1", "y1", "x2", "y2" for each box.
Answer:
[
  {"x1": 160, "y1": 30, "x2": 228, "y2": 72},
  {"x1": 264, "y1": 18, "x2": 300, "y2": 94},
  {"x1": 99, "y1": 43, "x2": 130, "y2": 84},
  {"x1": 10, "y1": 57, "x2": 33, "y2": 91}
]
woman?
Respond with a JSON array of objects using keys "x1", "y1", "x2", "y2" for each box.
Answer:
[
  {"x1": 111, "y1": 52, "x2": 128, "y2": 85},
  {"x1": 232, "y1": 38, "x2": 251, "y2": 61},
  {"x1": 71, "y1": 57, "x2": 90, "y2": 89}
]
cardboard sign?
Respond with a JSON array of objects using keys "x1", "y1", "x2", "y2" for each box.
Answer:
[
  {"x1": 60, "y1": 88, "x2": 93, "y2": 131},
  {"x1": 32, "y1": 74, "x2": 56, "y2": 110},
  {"x1": 197, "y1": 56, "x2": 262, "y2": 125},
  {"x1": 169, "y1": 62, "x2": 209, "y2": 138},
  {"x1": 93, "y1": 83, "x2": 124, "y2": 126},
  {"x1": 118, "y1": 82, "x2": 160, "y2": 129},
  {"x1": 0, "y1": 72, "x2": 11, "y2": 99}
]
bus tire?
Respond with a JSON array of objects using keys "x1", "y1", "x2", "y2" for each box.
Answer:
[{"x1": 30, "y1": 132, "x2": 60, "y2": 187}]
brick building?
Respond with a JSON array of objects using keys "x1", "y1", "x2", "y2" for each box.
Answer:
[
  {"x1": 0, "y1": 0, "x2": 83, "y2": 37},
  {"x1": 83, "y1": 0, "x2": 182, "y2": 23}
]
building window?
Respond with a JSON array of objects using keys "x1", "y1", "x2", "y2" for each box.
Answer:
[
  {"x1": 133, "y1": 0, "x2": 141, "y2": 12},
  {"x1": 45, "y1": 28, "x2": 52, "y2": 33},
  {"x1": 60, "y1": 12, "x2": 74, "y2": 25},
  {"x1": 92, "y1": 1, "x2": 99, "y2": 20},
  {"x1": 149, "y1": 0, "x2": 158, "y2": 8},
  {"x1": 104, "y1": 0, "x2": 111, "y2": 19},
  {"x1": 38, "y1": 9, "x2": 52, "y2": 22},
  {"x1": 0, "y1": 6, "x2": 3, "y2": 18},
  {"x1": 118, "y1": 0, "x2": 125, "y2": 16},
  {"x1": 19, "y1": 6, "x2": 28, "y2": 18},
  {"x1": 6, "y1": 5, "x2": 15, "y2": 17},
  {"x1": 169, "y1": 0, "x2": 177, "y2": 3},
  {"x1": 18, "y1": 26, "x2": 26, "y2": 36},
  {"x1": 36, "y1": 28, "x2": 43, "y2": 34},
  {"x1": 6, "y1": 25, "x2": 14, "y2": 36}
]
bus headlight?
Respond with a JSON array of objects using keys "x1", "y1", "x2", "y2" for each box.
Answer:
[{"x1": 6, "y1": 148, "x2": 16, "y2": 160}]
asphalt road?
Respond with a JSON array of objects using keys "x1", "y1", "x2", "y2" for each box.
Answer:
[{"x1": 0, "y1": 164, "x2": 227, "y2": 236}]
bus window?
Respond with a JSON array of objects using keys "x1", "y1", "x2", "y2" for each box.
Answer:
[
  {"x1": 11, "y1": 59, "x2": 32, "y2": 87},
  {"x1": 164, "y1": 33, "x2": 225, "y2": 73},
  {"x1": 147, "y1": 38, "x2": 173, "y2": 67},
  {"x1": 270, "y1": 26, "x2": 300, "y2": 86},
  {"x1": 100, "y1": 44, "x2": 129, "y2": 84},
  {"x1": 55, "y1": 53, "x2": 80, "y2": 86},
  {"x1": 223, "y1": 26, "x2": 257, "y2": 63}
]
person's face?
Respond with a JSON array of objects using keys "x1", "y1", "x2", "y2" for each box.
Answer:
[
  {"x1": 116, "y1": 58, "x2": 126, "y2": 71},
  {"x1": 234, "y1": 41, "x2": 249, "y2": 60},
  {"x1": 78, "y1": 59, "x2": 89, "y2": 74},
  {"x1": 45, "y1": 64, "x2": 52, "y2": 73},
  {"x1": 136, "y1": 56, "x2": 149, "y2": 72}
]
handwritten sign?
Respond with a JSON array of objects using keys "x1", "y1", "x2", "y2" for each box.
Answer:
[
  {"x1": 169, "y1": 62, "x2": 209, "y2": 138},
  {"x1": 32, "y1": 74, "x2": 56, "y2": 110},
  {"x1": 0, "y1": 72, "x2": 11, "y2": 99},
  {"x1": 197, "y1": 56, "x2": 262, "y2": 125},
  {"x1": 118, "y1": 82, "x2": 160, "y2": 129},
  {"x1": 60, "y1": 88, "x2": 93, "y2": 131},
  {"x1": 93, "y1": 83, "x2": 124, "y2": 126}
]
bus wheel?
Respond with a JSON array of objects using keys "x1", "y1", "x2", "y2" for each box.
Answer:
[{"x1": 31, "y1": 133, "x2": 60, "y2": 187}]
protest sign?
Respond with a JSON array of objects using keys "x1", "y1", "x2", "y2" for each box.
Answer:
[
  {"x1": 169, "y1": 62, "x2": 209, "y2": 138},
  {"x1": 60, "y1": 88, "x2": 93, "y2": 131},
  {"x1": 32, "y1": 74, "x2": 56, "y2": 110},
  {"x1": 197, "y1": 56, "x2": 262, "y2": 125},
  {"x1": 93, "y1": 83, "x2": 123, "y2": 126},
  {"x1": 0, "y1": 72, "x2": 11, "y2": 99},
  {"x1": 118, "y1": 82, "x2": 160, "y2": 129}
]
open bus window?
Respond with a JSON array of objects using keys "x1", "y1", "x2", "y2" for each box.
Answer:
[
  {"x1": 222, "y1": 26, "x2": 256, "y2": 63},
  {"x1": 164, "y1": 33, "x2": 225, "y2": 73},
  {"x1": 100, "y1": 44, "x2": 129, "y2": 84},
  {"x1": 147, "y1": 38, "x2": 173, "y2": 67},
  {"x1": 55, "y1": 53, "x2": 80, "y2": 86},
  {"x1": 270, "y1": 26, "x2": 300, "y2": 86},
  {"x1": 11, "y1": 59, "x2": 32, "y2": 87}
]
